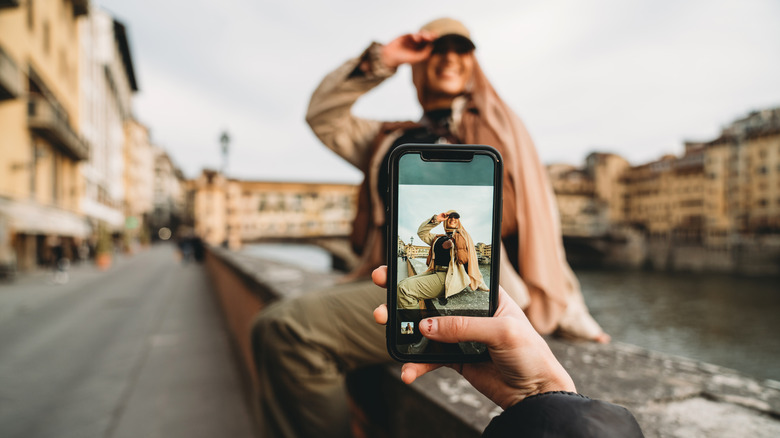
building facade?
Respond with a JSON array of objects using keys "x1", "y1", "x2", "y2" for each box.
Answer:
[
  {"x1": 0, "y1": 0, "x2": 90, "y2": 271},
  {"x1": 703, "y1": 108, "x2": 780, "y2": 243},
  {"x1": 123, "y1": 118, "x2": 154, "y2": 246},
  {"x1": 548, "y1": 163, "x2": 605, "y2": 237},
  {"x1": 150, "y1": 147, "x2": 187, "y2": 239},
  {"x1": 547, "y1": 152, "x2": 629, "y2": 238},
  {"x1": 79, "y1": 7, "x2": 137, "y2": 234},
  {"x1": 549, "y1": 107, "x2": 780, "y2": 273},
  {"x1": 191, "y1": 170, "x2": 358, "y2": 249},
  {"x1": 617, "y1": 109, "x2": 780, "y2": 247}
]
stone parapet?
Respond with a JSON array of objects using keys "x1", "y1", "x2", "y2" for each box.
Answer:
[{"x1": 204, "y1": 245, "x2": 780, "y2": 437}]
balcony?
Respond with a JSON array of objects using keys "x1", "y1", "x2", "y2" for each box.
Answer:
[
  {"x1": 27, "y1": 96, "x2": 89, "y2": 161},
  {"x1": 0, "y1": 0, "x2": 21, "y2": 9},
  {"x1": 72, "y1": 0, "x2": 88, "y2": 16},
  {"x1": 0, "y1": 45, "x2": 22, "y2": 100}
]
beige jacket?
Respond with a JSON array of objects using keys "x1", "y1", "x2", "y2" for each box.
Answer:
[
  {"x1": 417, "y1": 217, "x2": 488, "y2": 297},
  {"x1": 305, "y1": 48, "x2": 526, "y2": 301},
  {"x1": 306, "y1": 45, "x2": 605, "y2": 340}
]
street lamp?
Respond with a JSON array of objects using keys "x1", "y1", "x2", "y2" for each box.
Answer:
[{"x1": 220, "y1": 131, "x2": 230, "y2": 175}]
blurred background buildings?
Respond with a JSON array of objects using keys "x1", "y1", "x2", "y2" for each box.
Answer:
[
  {"x1": 548, "y1": 108, "x2": 780, "y2": 274},
  {"x1": 0, "y1": 1, "x2": 778, "y2": 278},
  {"x1": 190, "y1": 169, "x2": 356, "y2": 250},
  {"x1": 0, "y1": 1, "x2": 186, "y2": 275}
]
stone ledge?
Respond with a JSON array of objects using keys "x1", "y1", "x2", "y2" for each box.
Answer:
[
  {"x1": 208, "y1": 245, "x2": 341, "y2": 302},
  {"x1": 545, "y1": 338, "x2": 780, "y2": 437},
  {"x1": 205, "y1": 246, "x2": 780, "y2": 438}
]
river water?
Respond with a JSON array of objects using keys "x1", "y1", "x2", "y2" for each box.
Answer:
[
  {"x1": 577, "y1": 269, "x2": 780, "y2": 382},
  {"x1": 243, "y1": 244, "x2": 780, "y2": 382}
]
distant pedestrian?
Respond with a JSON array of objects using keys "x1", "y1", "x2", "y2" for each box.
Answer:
[
  {"x1": 77, "y1": 241, "x2": 89, "y2": 264},
  {"x1": 192, "y1": 236, "x2": 205, "y2": 263},
  {"x1": 51, "y1": 239, "x2": 69, "y2": 284},
  {"x1": 178, "y1": 237, "x2": 193, "y2": 264}
]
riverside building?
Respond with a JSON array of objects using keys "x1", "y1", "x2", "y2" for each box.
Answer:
[
  {"x1": 191, "y1": 170, "x2": 357, "y2": 250},
  {"x1": 0, "y1": 0, "x2": 90, "y2": 270}
]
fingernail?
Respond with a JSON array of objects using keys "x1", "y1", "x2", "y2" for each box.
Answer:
[{"x1": 425, "y1": 318, "x2": 436, "y2": 333}]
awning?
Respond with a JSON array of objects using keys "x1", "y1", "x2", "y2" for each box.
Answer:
[
  {"x1": 0, "y1": 197, "x2": 92, "y2": 238},
  {"x1": 80, "y1": 198, "x2": 125, "y2": 231}
]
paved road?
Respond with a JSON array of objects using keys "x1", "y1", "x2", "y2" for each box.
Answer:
[{"x1": 0, "y1": 244, "x2": 256, "y2": 438}]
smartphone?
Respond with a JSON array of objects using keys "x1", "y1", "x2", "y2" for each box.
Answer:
[{"x1": 386, "y1": 144, "x2": 502, "y2": 362}]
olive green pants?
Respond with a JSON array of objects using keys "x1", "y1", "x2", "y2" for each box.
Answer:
[
  {"x1": 397, "y1": 270, "x2": 447, "y2": 309},
  {"x1": 251, "y1": 280, "x2": 389, "y2": 438}
]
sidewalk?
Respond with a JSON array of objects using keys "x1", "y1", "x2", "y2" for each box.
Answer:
[
  {"x1": 0, "y1": 244, "x2": 257, "y2": 438},
  {"x1": 107, "y1": 247, "x2": 258, "y2": 438}
]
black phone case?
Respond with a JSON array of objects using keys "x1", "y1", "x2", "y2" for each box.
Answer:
[{"x1": 386, "y1": 144, "x2": 503, "y2": 363}]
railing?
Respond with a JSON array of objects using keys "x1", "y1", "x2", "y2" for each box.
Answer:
[{"x1": 27, "y1": 96, "x2": 89, "y2": 161}]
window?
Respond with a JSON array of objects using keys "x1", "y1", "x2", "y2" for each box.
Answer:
[
  {"x1": 43, "y1": 21, "x2": 50, "y2": 54},
  {"x1": 52, "y1": 151, "x2": 58, "y2": 202},
  {"x1": 27, "y1": 0, "x2": 34, "y2": 30},
  {"x1": 59, "y1": 49, "x2": 66, "y2": 79}
]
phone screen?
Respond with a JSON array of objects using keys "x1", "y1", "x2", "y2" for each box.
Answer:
[{"x1": 388, "y1": 145, "x2": 502, "y2": 362}]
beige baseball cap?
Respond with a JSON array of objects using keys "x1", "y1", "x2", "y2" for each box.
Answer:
[{"x1": 420, "y1": 18, "x2": 475, "y2": 49}]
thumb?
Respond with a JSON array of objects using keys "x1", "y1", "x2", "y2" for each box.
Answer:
[{"x1": 419, "y1": 316, "x2": 522, "y2": 349}]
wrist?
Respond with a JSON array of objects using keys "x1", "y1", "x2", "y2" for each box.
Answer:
[
  {"x1": 502, "y1": 369, "x2": 576, "y2": 410},
  {"x1": 379, "y1": 45, "x2": 399, "y2": 69},
  {"x1": 357, "y1": 42, "x2": 397, "y2": 78},
  {"x1": 539, "y1": 371, "x2": 577, "y2": 395}
]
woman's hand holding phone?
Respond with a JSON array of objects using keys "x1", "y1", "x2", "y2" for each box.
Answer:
[{"x1": 372, "y1": 266, "x2": 576, "y2": 410}]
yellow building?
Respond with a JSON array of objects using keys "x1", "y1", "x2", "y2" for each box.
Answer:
[
  {"x1": 620, "y1": 149, "x2": 708, "y2": 243},
  {"x1": 398, "y1": 238, "x2": 429, "y2": 259},
  {"x1": 123, "y1": 118, "x2": 154, "y2": 246},
  {"x1": 701, "y1": 140, "x2": 731, "y2": 247},
  {"x1": 617, "y1": 108, "x2": 780, "y2": 248},
  {"x1": 585, "y1": 152, "x2": 631, "y2": 223},
  {"x1": 547, "y1": 153, "x2": 630, "y2": 238},
  {"x1": 405, "y1": 245, "x2": 430, "y2": 259},
  {"x1": 670, "y1": 144, "x2": 707, "y2": 243},
  {"x1": 549, "y1": 165, "x2": 600, "y2": 237},
  {"x1": 620, "y1": 155, "x2": 677, "y2": 236},
  {"x1": 191, "y1": 170, "x2": 358, "y2": 249},
  {"x1": 702, "y1": 108, "x2": 780, "y2": 242},
  {"x1": 475, "y1": 242, "x2": 492, "y2": 260},
  {"x1": 0, "y1": 0, "x2": 90, "y2": 270}
]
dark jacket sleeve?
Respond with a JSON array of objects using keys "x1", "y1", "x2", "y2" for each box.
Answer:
[{"x1": 482, "y1": 391, "x2": 644, "y2": 438}]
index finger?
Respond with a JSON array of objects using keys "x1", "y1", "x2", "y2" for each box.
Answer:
[
  {"x1": 372, "y1": 266, "x2": 388, "y2": 288},
  {"x1": 409, "y1": 30, "x2": 437, "y2": 44},
  {"x1": 373, "y1": 303, "x2": 388, "y2": 325},
  {"x1": 420, "y1": 315, "x2": 525, "y2": 350}
]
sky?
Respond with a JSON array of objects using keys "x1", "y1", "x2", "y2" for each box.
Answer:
[
  {"x1": 96, "y1": 0, "x2": 780, "y2": 184},
  {"x1": 398, "y1": 185, "x2": 495, "y2": 245}
]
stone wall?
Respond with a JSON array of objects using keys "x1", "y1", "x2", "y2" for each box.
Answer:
[
  {"x1": 204, "y1": 245, "x2": 780, "y2": 437},
  {"x1": 576, "y1": 229, "x2": 780, "y2": 276}
]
